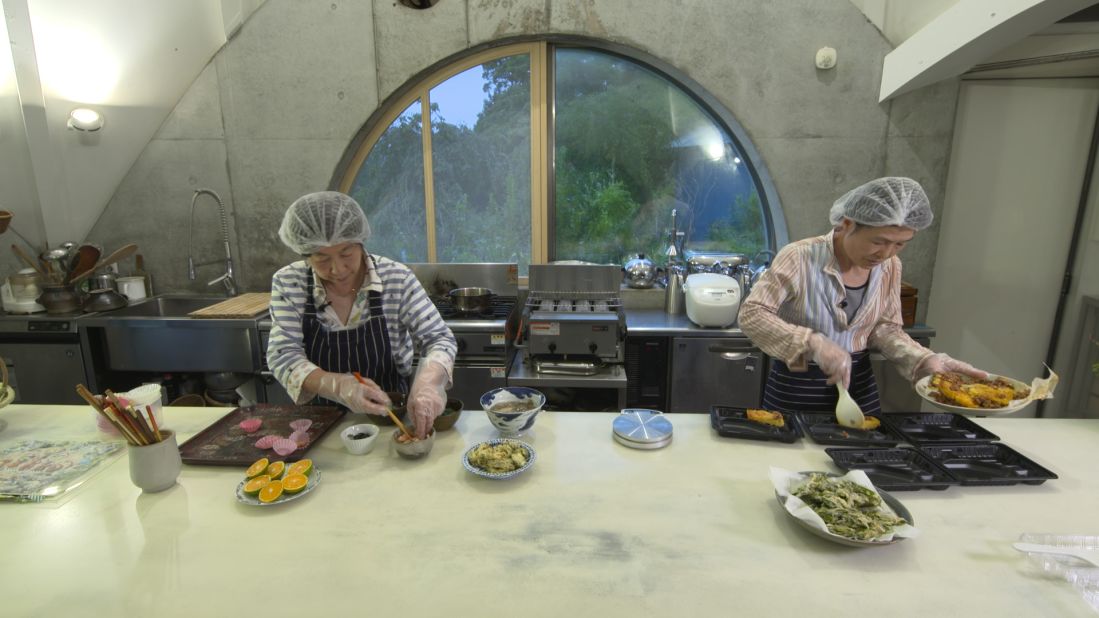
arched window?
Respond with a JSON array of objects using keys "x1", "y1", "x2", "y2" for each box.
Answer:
[{"x1": 336, "y1": 38, "x2": 785, "y2": 275}]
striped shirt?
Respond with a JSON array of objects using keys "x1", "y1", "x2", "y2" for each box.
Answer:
[
  {"x1": 266, "y1": 254, "x2": 457, "y2": 403},
  {"x1": 738, "y1": 231, "x2": 932, "y2": 381}
]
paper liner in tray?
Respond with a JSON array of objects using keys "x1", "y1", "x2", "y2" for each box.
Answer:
[{"x1": 770, "y1": 467, "x2": 919, "y2": 546}]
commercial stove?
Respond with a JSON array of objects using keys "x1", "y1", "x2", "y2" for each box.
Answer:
[
  {"x1": 508, "y1": 263, "x2": 627, "y2": 411},
  {"x1": 411, "y1": 263, "x2": 520, "y2": 407}
]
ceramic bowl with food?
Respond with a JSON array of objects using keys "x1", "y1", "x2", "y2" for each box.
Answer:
[
  {"x1": 341, "y1": 423, "x2": 380, "y2": 455},
  {"x1": 480, "y1": 387, "x2": 546, "y2": 436},
  {"x1": 392, "y1": 428, "x2": 435, "y2": 459},
  {"x1": 433, "y1": 398, "x2": 463, "y2": 431}
]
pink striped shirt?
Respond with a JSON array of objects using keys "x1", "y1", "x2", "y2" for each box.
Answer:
[{"x1": 738, "y1": 231, "x2": 932, "y2": 381}]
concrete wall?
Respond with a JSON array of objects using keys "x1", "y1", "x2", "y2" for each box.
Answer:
[{"x1": 81, "y1": 0, "x2": 958, "y2": 322}]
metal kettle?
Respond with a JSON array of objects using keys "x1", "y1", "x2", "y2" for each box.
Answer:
[{"x1": 623, "y1": 254, "x2": 657, "y2": 289}]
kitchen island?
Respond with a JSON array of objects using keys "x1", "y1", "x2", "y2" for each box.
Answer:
[{"x1": 0, "y1": 405, "x2": 1096, "y2": 617}]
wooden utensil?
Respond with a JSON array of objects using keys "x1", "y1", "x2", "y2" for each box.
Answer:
[
  {"x1": 11, "y1": 244, "x2": 48, "y2": 278},
  {"x1": 353, "y1": 371, "x2": 414, "y2": 439},
  {"x1": 69, "y1": 243, "x2": 138, "y2": 285},
  {"x1": 66, "y1": 244, "x2": 101, "y2": 284}
]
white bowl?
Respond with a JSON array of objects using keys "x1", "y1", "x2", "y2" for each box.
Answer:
[
  {"x1": 480, "y1": 387, "x2": 546, "y2": 436},
  {"x1": 341, "y1": 423, "x2": 380, "y2": 455}
]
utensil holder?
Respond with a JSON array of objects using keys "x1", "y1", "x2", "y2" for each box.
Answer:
[{"x1": 128, "y1": 430, "x2": 181, "y2": 493}]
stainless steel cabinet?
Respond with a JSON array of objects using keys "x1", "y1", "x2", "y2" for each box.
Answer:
[
  {"x1": 669, "y1": 337, "x2": 763, "y2": 413},
  {"x1": 3, "y1": 343, "x2": 86, "y2": 404}
]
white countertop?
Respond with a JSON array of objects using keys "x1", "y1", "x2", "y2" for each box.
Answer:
[{"x1": 1, "y1": 405, "x2": 1097, "y2": 617}]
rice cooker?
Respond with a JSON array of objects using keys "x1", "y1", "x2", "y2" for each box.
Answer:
[{"x1": 683, "y1": 273, "x2": 741, "y2": 328}]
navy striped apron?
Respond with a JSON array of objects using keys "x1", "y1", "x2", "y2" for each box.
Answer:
[
  {"x1": 302, "y1": 275, "x2": 407, "y2": 408},
  {"x1": 761, "y1": 349, "x2": 881, "y2": 415}
]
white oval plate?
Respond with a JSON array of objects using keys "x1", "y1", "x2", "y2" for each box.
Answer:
[
  {"x1": 463, "y1": 439, "x2": 536, "y2": 480},
  {"x1": 914, "y1": 374, "x2": 1033, "y2": 415},
  {"x1": 235, "y1": 468, "x2": 322, "y2": 506}
]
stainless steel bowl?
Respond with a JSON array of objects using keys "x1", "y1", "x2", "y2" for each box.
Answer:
[
  {"x1": 83, "y1": 288, "x2": 128, "y2": 313},
  {"x1": 448, "y1": 287, "x2": 494, "y2": 313}
]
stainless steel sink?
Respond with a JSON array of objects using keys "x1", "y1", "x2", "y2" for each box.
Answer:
[
  {"x1": 81, "y1": 294, "x2": 262, "y2": 373},
  {"x1": 103, "y1": 295, "x2": 224, "y2": 318}
]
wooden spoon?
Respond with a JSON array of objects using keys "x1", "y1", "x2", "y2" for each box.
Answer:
[
  {"x1": 69, "y1": 243, "x2": 138, "y2": 285},
  {"x1": 11, "y1": 244, "x2": 48, "y2": 278},
  {"x1": 66, "y1": 244, "x2": 102, "y2": 284}
]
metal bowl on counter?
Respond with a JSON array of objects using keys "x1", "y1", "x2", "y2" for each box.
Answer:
[
  {"x1": 82, "y1": 288, "x2": 128, "y2": 313},
  {"x1": 448, "y1": 287, "x2": 494, "y2": 313}
]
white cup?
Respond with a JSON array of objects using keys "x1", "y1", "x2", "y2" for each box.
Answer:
[
  {"x1": 116, "y1": 276, "x2": 147, "y2": 301},
  {"x1": 128, "y1": 429, "x2": 181, "y2": 493}
]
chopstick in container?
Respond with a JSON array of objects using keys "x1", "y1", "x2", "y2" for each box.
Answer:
[
  {"x1": 145, "y1": 404, "x2": 163, "y2": 442},
  {"x1": 352, "y1": 371, "x2": 414, "y2": 439},
  {"x1": 76, "y1": 384, "x2": 142, "y2": 445}
]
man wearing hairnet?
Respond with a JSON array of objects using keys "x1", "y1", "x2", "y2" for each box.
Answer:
[
  {"x1": 739, "y1": 177, "x2": 988, "y2": 414},
  {"x1": 266, "y1": 191, "x2": 457, "y2": 438}
]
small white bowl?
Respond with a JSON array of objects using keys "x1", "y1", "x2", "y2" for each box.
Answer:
[{"x1": 341, "y1": 423, "x2": 380, "y2": 455}]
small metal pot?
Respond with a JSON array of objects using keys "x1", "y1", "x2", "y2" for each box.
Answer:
[
  {"x1": 623, "y1": 254, "x2": 656, "y2": 289},
  {"x1": 448, "y1": 287, "x2": 494, "y2": 313},
  {"x1": 37, "y1": 284, "x2": 83, "y2": 315},
  {"x1": 83, "y1": 288, "x2": 128, "y2": 313}
]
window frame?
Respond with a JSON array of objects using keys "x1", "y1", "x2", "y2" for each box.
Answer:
[{"x1": 332, "y1": 35, "x2": 788, "y2": 268}]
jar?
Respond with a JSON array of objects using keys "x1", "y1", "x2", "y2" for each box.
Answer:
[{"x1": 9, "y1": 270, "x2": 42, "y2": 301}]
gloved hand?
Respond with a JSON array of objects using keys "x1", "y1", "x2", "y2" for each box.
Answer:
[
  {"x1": 808, "y1": 333, "x2": 852, "y2": 388},
  {"x1": 408, "y1": 360, "x2": 449, "y2": 438},
  {"x1": 916, "y1": 353, "x2": 990, "y2": 381},
  {"x1": 315, "y1": 372, "x2": 389, "y2": 415}
]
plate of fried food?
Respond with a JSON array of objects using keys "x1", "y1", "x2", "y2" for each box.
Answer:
[
  {"x1": 914, "y1": 370, "x2": 1057, "y2": 415},
  {"x1": 462, "y1": 438, "x2": 536, "y2": 480}
]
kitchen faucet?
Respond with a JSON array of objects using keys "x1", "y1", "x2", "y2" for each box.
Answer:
[{"x1": 187, "y1": 188, "x2": 238, "y2": 297}]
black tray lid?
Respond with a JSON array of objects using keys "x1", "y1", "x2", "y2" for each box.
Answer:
[
  {"x1": 880, "y1": 412, "x2": 999, "y2": 444},
  {"x1": 825, "y1": 447, "x2": 959, "y2": 491},
  {"x1": 797, "y1": 412, "x2": 902, "y2": 447},
  {"x1": 918, "y1": 442, "x2": 1058, "y2": 486},
  {"x1": 710, "y1": 406, "x2": 802, "y2": 443}
]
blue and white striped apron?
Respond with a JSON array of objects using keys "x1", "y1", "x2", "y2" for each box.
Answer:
[
  {"x1": 761, "y1": 349, "x2": 881, "y2": 415},
  {"x1": 302, "y1": 275, "x2": 408, "y2": 408}
]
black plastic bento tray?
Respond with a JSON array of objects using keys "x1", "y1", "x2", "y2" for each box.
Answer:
[
  {"x1": 918, "y1": 443, "x2": 1058, "y2": 486},
  {"x1": 825, "y1": 447, "x2": 959, "y2": 491},
  {"x1": 710, "y1": 406, "x2": 802, "y2": 443},
  {"x1": 796, "y1": 412, "x2": 902, "y2": 447},
  {"x1": 880, "y1": 412, "x2": 999, "y2": 445}
]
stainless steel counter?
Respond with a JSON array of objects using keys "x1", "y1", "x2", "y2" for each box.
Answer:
[{"x1": 625, "y1": 308, "x2": 936, "y2": 339}]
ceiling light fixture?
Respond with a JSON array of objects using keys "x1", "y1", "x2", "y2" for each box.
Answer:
[{"x1": 68, "y1": 108, "x2": 103, "y2": 132}]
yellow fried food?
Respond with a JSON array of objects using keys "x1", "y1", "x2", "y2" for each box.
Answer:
[
  {"x1": 929, "y1": 372, "x2": 1029, "y2": 409},
  {"x1": 860, "y1": 416, "x2": 880, "y2": 431},
  {"x1": 468, "y1": 442, "x2": 528, "y2": 473},
  {"x1": 746, "y1": 409, "x2": 785, "y2": 428}
]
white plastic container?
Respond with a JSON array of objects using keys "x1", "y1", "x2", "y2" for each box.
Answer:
[
  {"x1": 683, "y1": 273, "x2": 741, "y2": 328},
  {"x1": 121, "y1": 383, "x2": 165, "y2": 429}
]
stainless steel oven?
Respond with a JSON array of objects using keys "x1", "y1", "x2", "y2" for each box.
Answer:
[{"x1": 0, "y1": 313, "x2": 89, "y2": 404}]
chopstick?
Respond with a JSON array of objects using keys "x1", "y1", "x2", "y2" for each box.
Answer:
[
  {"x1": 76, "y1": 384, "x2": 164, "y2": 446},
  {"x1": 352, "y1": 371, "x2": 414, "y2": 439}
]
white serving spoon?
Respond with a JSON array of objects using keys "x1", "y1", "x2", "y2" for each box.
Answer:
[
  {"x1": 1013, "y1": 542, "x2": 1099, "y2": 567},
  {"x1": 835, "y1": 383, "x2": 866, "y2": 429}
]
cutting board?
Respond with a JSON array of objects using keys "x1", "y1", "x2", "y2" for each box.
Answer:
[
  {"x1": 188, "y1": 292, "x2": 271, "y2": 318},
  {"x1": 178, "y1": 404, "x2": 345, "y2": 466}
]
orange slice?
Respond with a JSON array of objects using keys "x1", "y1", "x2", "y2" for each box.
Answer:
[
  {"x1": 242, "y1": 475, "x2": 271, "y2": 495},
  {"x1": 258, "y1": 479, "x2": 284, "y2": 503},
  {"x1": 288, "y1": 459, "x2": 313, "y2": 477},
  {"x1": 265, "y1": 461, "x2": 286, "y2": 480},
  {"x1": 282, "y1": 473, "x2": 308, "y2": 494},
  {"x1": 245, "y1": 457, "x2": 269, "y2": 479}
]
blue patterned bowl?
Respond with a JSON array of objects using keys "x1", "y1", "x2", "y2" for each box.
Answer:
[
  {"x1": 480, "y1": 387, "x2": 546, "y2": 435},
  {"x1": 462, "y1": 439, "x2": 536, "y2": 480}
]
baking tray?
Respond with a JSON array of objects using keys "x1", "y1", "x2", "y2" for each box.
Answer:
[
  {"x1": 918, "y1": 443, "x2": 1058, "y2": 486},
  {"x1": 825, "y1": 447, "x2": 959, "y2": 491},
  {"x1": 178, "y1": 404, "x2": 345, "y2": 466},
  {"x1": 881, "y1": 412, "x2": 999, "y2": 445},
  {"x1": 710, "y1": 406, "x2": 802, "y2": 443},
  {"x1": 796, "y1": 412, "x2": 902, "y2": 447}
]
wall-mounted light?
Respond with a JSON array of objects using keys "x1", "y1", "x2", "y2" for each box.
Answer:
[{"x1": 67, "y1": 108, "x2": 104, "y2": 132}]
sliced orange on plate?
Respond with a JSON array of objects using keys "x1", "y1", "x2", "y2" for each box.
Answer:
[
  {"x1": 282, "y1": 473, "x2": 308, "y2": 494},
  {"x1": 245, "y1": 457, "x2": 269, "y2": 479},
  {"x1": 288, "y1": 459, "x2": 313, "y2": 477},
  {"x1": 258, "y1": 479, "x2": 284, "y2": 503},
  {"x1": 242, "y1": 474, "x2": 272, "y2": 495}
]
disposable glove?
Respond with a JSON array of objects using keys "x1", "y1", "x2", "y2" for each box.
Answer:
[
  {"x1": 408, "y1": 360, "x2": 449, "y2": 438},
  {"x1": 915, "y1": 353, "x2": 989, "y2": 381},
  {"x1": 315, "y1": 372, "x2": 389, "y2": 415},
  {"x1": 808, "y1": 333, "x2": 852, "y2": 388}
]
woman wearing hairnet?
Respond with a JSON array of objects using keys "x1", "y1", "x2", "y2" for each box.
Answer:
[
  {"x1": 266, "y1": 191, "x2": 457, "y2": 438},
  {"x1": 739, "y1": 177, "x2": 988, "y2": 414}
]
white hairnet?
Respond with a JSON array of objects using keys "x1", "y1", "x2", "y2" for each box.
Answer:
[
  {"x1": 828, "y1": 177, "x2": 933, "y2": 230},
  {"x1": 278, "y1": 191, "x2": 371, "y2": 255}
]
